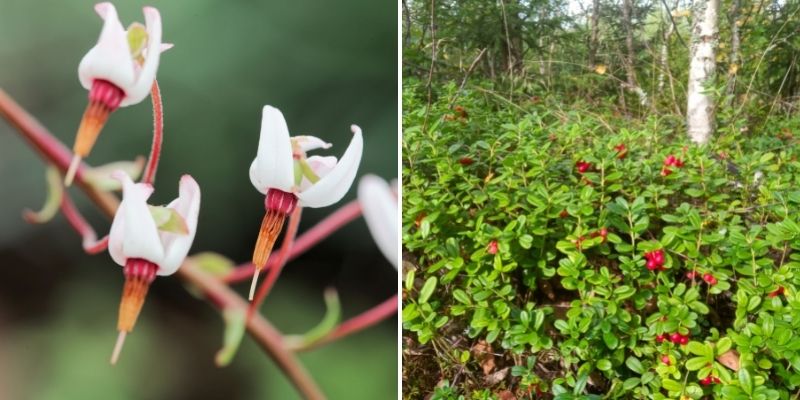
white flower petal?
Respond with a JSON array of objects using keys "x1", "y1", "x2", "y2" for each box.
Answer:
[
  {"x1": 358, "y1": 175, "x2": 398, "y2": 269},
  {"x1": 299, "y1": 155, "x2": 337, "y2": 191},
  {"x1": 78, "y1": 2, "x2": 136, "y2": 93},
  {"x1": 297, "y1": 125, "x2": 363, "y2": 208},
  {"x1": 108, "y1": 171, "x2": 165, "y2": 266},
  {"x1": 157, "y1": 175, "x2": 201, "y2": 275},
  {"x1": 119, "y1": 6, "x2": 163, "y2": 107},
  {"x1": 293, "y1": 135, "x2": 332, "y2": 152},
  {"x1": 251, "y1": 106, "x2": 295, "y2": 193}
]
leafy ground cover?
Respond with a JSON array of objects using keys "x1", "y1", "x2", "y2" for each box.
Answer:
[{"x1": 402, "y1": 79, "x2": 800, "y2": 399}]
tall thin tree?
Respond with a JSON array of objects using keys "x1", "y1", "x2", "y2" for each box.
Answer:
[{"x1": 687, "y1": 0, "x2": 719, "y2": 144}]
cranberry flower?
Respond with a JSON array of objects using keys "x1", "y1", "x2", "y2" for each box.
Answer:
[
  {"x1": 357, "y1": 175, "x2": 398, "y2": 269},
  {"x1": 248, "y1": 105, "x2": 363, "y2": 299},
  {"x1": 108, "y1": 171, "x2": 200, "y2": 364},
  {"x1": 66, "y1": 3, "x2": 172, "y2": 185}
]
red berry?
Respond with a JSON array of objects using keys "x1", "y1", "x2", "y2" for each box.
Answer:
[
  {"x1": 661, "y1": 167, "x2": 672, "y2": 176},
  {"x1": 459, "y1": 156, "x2": 474, "y2": 166},
  {"x1": 679, "y1": 336, "x2": 689, "y2": 345},
  {"x1": 661, "y1": 355, "x2": 670, "y2": 365},
  {"x1": 675, "y1": 159, "x2": 685, "y2": 168},
  {"x1": 646, "y1": 259, "x2": 657, "y2": 271},
  {"x1": 656, "y1": 334, "x2": 665, "y2": 343},
  {"x1": 712, "y1": 376, "x2": 721, "y2": 384},
  {"x1": 664, "y1": 155, "x2": 677, "y2": 166},
  {"x1": 653, "y1": 250, "x2": 664, "y2": 264},
  {"x1": 703, "y1": 273, "x2": 715, "y2": 284},
  {"x1": 576, "y1": 161, "x2": 591, "y2": 174},
  {"x1": 487, "y1": 240, "x2": 498, "y2": 255},
  {"x1": 559, "y1": 209, "x2": 569, "y2": 218},
  {"x1": 643, "y1": 251, "x2": 653, "y2": 260},
  {"x1": 670, "y1": 333, "x2": 682, "y2": 343},
  {"x1": 599, "y1": 228, "x2": 608, "y2": 237},
  {"x1": 700, "y1": 376, "x2": 712, "y2": 386}
]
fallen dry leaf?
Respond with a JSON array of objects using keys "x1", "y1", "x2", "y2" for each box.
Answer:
[
  {"x1": 484, "y1": 367, "x2": 509, "y2": 386},
  {"x1": 717, "y1": 349, "x2": 740, "y2": 371},
  {"x1": 496, "y1": 389, "x2": 516, "y2": 400},
  {"x1": 472, "y1": 340, "x2": 496, "y2": 375}
]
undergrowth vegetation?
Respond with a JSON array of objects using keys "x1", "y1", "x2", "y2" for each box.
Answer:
[{"x1": 402, "y1": 79, "x2": 800, "y2": 399}]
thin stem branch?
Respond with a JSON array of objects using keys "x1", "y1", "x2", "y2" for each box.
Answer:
[
  {"x1": 299, "y1": 294, "x2": 398, "y2": 351},
  {"x1": 142, "y1": 80, "x2": 163, "y2": 185},
  {"x1": 0, "y1": 87, "x2": 325, "y2": 400},
  {"x1": 60, "y1": 191, "x2": 109, "y2": 254},
  {"x1": 224, "y1": 200, "x2": 362, "y2": 284},
  {"x1": 250, "y1": 207, "x2": 303, "y2": 310}
]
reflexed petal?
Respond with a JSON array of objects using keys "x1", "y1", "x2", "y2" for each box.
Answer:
[
  {"x1": 299, "y1": 155, "x2": 337, "y2": 191},
  {"x1": 251, "y1": 106, "x2": 294, "y2": 193},
  {"x1": 78, "y1": 2, "x2": 136, "y2": 92},
  {"x1": 293, "y1": 135, "x2": 332, "y2": 152},
  {"x1": 297, "y1": 125, "x2": 363, "y2": 208},
  {"x1": 108, "y1": 171, "x2": 164, "y2": 265},
  {"x1": 157, "y1": 175, "x2": 201, "y2": 275},
  {"x1": 120, "y1": 6, "x2": 163, "y2": 107},
  {"x1": 358, "y1": 175, "x2": 398, "y2": 269}
]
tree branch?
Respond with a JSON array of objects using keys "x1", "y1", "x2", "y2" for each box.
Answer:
[{"x1": 0, "y1": 87, "x2": 326, "y2": 400}]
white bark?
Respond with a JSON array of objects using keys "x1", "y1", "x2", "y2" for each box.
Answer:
[{"x1": 686, "y1": 0, "x2": 719, "y2": 144}]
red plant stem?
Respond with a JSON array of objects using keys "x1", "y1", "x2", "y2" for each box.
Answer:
[
  {"x1": 0, "y1": 89, "x2": 118, "y2": 217},
  {"x1": 250, "y1": 207, "x2": 303, "y2": 311},
  {"x1": 0, "y1": 87, "x2": 325, "y2": 400},
  {"x1": 60, "y1": 191, "x2": 109, "y2": 254},
  {"x1": 142, "y1": 80, "x2": 162, "y2": 185},
  {"x1": 224, "y1": 200, "x2": 362, "y2": 284},
  {"x1": 305, "y1": 294, "x2": 398, "y2": 350}
]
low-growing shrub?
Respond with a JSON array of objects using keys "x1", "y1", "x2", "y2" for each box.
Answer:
[{"x1": 402, "y1": 80, "x2": 800, "y2": 399}]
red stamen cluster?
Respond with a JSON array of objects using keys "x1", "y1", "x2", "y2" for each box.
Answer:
[
  {"x1": 644, "y1": 249, "x2": 665, "y2": 271},
  {"x1": 614, "y1": 143, "x2": 627, "y2": 159},
  {"x1": 700, "y1": 376, "x2": 721, "y2": 386},
  {"x1": 702, "y1": 273, "x2": 717, "y2": 285},
  {"x1": 487, "y1": 240, "x2": 498, "y2": 255},
  {"x1": 661, "y1": 155, "x2": 684, "y2": 176},
  {"x1": 768, "y1": 286, "x2": 785, "y2": 298},
  {"x1": 576, "y1": 161, "x2": 591, "y2": 174}
]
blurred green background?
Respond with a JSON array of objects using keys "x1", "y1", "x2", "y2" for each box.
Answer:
[{"x1": 0, "y1": 0, "x2": 397, "y2": 399}]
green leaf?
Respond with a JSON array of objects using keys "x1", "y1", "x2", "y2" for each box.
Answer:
[
  {"x1": 284, "y1": 288, "x2": 342, "y2": 350},
  {"x1": 214, "y1": 308, "x2": 246, "y2": 367},
  {"x1": 452, "y1": 289, "x2": 470, "y2": 304},
  {"x1": 739, "y1": 368, "x2": 753, "y2": 395},
  {"x1": 23, "y1": 166, "x2": 63, "y2": 224},
  {"x1": 687, "y1": 341, "x2": 711, "y2": 357},
  {"x1": 149, "y1": 205, "x2": 189, "y2": 235},
  {"x1": 83, "y1": 157, "x2": 146, "y2": 191},
  {"x1": 625, "y1": 356, "x2": 644, "y2": 374},
  {"x1": 419, "y1": 277, "x2": 437, "y2": 303},
  {"x1": 661, "y1": 378, "x2": 683, "y2": 392},
  {"x1": 686, "y1": 356, "x2": 709, "y2": 371},
  {"x1": 405, "y1": 269, "x2": 415, "y2": 292},
  {"x1": 603, "y1": 331, "x2": 619, "y2": 349},
  {"x1": 596, "y1": 359, "x2": 612, "y2": 371},
  {"x1": 189, "y1": 252, "x2": 235, "y2": 277},
  {"x1": 717, "y1": 337, "x2": 732, "y2": 355}
]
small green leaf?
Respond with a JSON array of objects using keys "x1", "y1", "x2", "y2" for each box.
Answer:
[
  {"x1": 596, "y1": 359, "x2": 612, "y2": 371},
  {"x1": 419, "y1": 277, "x2": 437, "y2": 303},
  {"x1": 214, "y1": 308, "x2": 246, "y2": 367},
  {"x1": 625, "y1": 356, "x2": 644, "y2": 374},
  {"x1": 686, "y1": 356, "x2": 709, "y2": 371},
  {"x1": 23, "y1": 166, "x2": 63, "y2": 224},
  {"x1": 190, "y1": 252, "x2": 235, "y2": 277},
  {"x1": 405, "y1": 269, "x2": 415, "y2": 292},
  {"x1": 603, "y1": 331, "x2": 619, "y2": 349},
  {"x1": 739, "y1": 368, "x2": 753, "y2": 395},
  {"x1": 661, "y1": 378, "x2": 683, "y2": 392}
]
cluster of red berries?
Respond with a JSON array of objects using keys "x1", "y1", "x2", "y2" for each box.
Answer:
[
  {"x1": 699, "y1": 376, "x2": 721, "y2": 386},
  {"x1": 487, "y1": 240, "x2": 498, "y2": 255},
  {"x1": 614, "y1": 143, "x2": 627, "y2": 159},
  {"x1": 661, "y1": 154, "x2": 685, "y2": 176},
  {"x1": 575, "y1": 160, "x2": 591, "y2": 174},
  {"x1": 656, "y1": 332, "x2": 689, "y2": 345},
  {"x1": 644, "y1": 249, "x2": 666, "y2": 271},
  {"x1": 686, "y1": 271, "x2": 717, "y2": 285}
]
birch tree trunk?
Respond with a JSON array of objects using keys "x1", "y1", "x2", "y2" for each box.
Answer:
[
  {"x1": 588, "y1": 0, "x2": 600, "y2": 67},
  {"x1": 686, "y1": 0, "x2": 719, "y2": 145},
  {"x1": 726, "y1": 0, "x2": 741, "y2": 100}
]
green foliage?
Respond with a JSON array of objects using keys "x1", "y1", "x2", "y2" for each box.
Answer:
[{"x1": 402, "y1": 79, "x2": 800, "y2": 398}]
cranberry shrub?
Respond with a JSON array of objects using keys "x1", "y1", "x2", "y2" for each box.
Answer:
[{"x1": 402, "y1": 80, "x2": 800, "y2": 399}]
